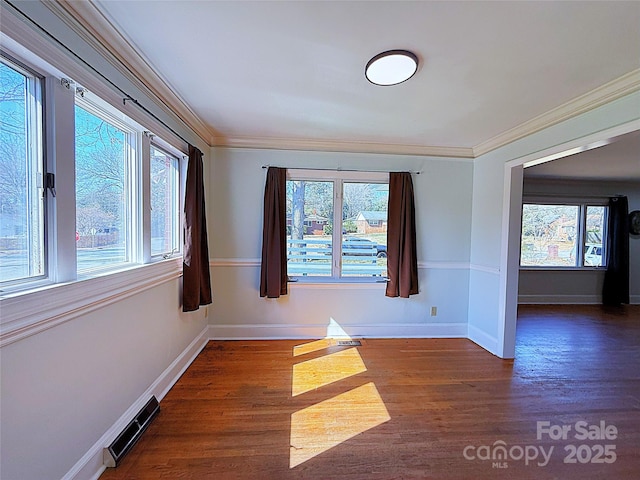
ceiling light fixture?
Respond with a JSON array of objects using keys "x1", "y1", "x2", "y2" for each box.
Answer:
[{"x1": 365, "y1": 50, "x2": 419, "y2": 86}]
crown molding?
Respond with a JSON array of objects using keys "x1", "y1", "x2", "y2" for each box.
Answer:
[
  {"x1": 30, "y1": 1, "x2": 640, "y2": 159},
  {"x1": 212, "y1": 135, "x2": 475, "y2": 158},
  {"x1": 473, "y1": 68, "x2": 640, "y2": 157},
  {"x1": 212, "y1": 68, "x2": 640, "y2": 158},
  {"x1": 48, "y1": 0, "x2": 215, "y2": 146}
]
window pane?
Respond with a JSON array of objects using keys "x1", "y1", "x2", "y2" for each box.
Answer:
[
  {"x1": 286, "y1": 180, "x2": 333, "y2": 276},
  {"x1": 150, "y1": 145, "x2": 180, "y2": 256},
  {"x1": 520, "y1": 204, "x2": 579, "y2": 267},
  {"x1": 342, "y1": 182, "x2": 388, "y2": 277},
  {"x1": 584, "y1": 206, "x2": 606, "y2": 267},
  {"x1": 0, "y1": 60, "x2": 44, "y2": 283},
  {"x1": 75, "y1": 105, "x2": 128, "y2": 272}
]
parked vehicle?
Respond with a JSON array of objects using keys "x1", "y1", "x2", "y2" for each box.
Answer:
[
  {"x1": 584, "y1": 244, "x2": 603, "y2": 266},
  {"x1": 342, "y1": 236, "x2": 387, "y2": 258}
]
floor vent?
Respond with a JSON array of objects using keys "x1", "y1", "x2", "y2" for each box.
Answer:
[
  {"x1": 104, "y1": 396, "x2": 160, "y2": 468},
  {"x1": 337, "y1": 340, "x2": 362, "y2": 346}
]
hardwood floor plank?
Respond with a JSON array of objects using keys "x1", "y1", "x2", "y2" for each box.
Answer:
[{"x1": 100, "y1": 305, "x2": 640, "y2": 479}]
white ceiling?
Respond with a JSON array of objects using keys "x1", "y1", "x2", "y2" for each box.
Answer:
[
  {"x1": 87, "y1": 1, "x2": 640, "y2": 154},
  {"x1": 524, "y1": 130, "x2": 640, "y2": 181}
]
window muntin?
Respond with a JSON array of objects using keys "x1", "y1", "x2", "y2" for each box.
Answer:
[
  {"x1": 150, "y1": 144, "x2": 180, "y2": 257},
  {"x1": 0, "y1": 58, "x2": 45, "y2": 284},
  {"x1": 286, "y1": 173, "x2": 388, "y2": 280},
  {"x1": 520, "y1": 202, "x2": 607, "y2": 268},
  {"x1": 75, "y1": 102, "x2": 134, "y2": 273}
]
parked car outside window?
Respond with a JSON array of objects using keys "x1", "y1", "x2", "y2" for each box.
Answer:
[{"x1": 342, "y1": 236, "x2": 387, "y2": 258}]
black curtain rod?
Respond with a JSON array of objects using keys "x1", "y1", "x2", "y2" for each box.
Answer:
[
  {"x1": 261, "y1": 165, "x2": 421, "y2": 175},
  {"x1": 7, "y1": 0, "x2": 193, "y2": 148}
]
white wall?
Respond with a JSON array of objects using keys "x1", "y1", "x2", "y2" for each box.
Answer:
[
  {"x1": 0, "y1": 279, "x2": 208, "y2": 480},
  {"x1": 519, "y1": 178, "x2": 640, "y2": 304},
  {"x1": 0, "y1": 4, "x2": 212, "y2": 479},
  {"x1": 209, "y1": 147, "x2": 473, "y2": 338},
  {"x1": 468, "y1": 91, "x2": 640, "y2": 358}
]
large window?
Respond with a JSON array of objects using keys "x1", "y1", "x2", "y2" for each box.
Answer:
[
  {"x1": 286, "y1": 172, "x2": 389, "y2": 280},
  {"x1": 520, "y1": 202, "x2": 607, "y2": 268},
  {"x1": 0, "y1": 57, "x2": 45, "y2": 284},
  {"x1": 0, "y1": 42, "x2": 186, "y2": 296}
]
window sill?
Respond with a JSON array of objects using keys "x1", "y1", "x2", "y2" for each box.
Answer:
[
  {"x1": 0, "y1": 258, "x2": 183, "y2": 347},
  {"x1": 519, "y1": 266, "x2": 607, "y2": 272},
  {"x1": 289, "y1": 277, "x2": 388, "y2": 289}
]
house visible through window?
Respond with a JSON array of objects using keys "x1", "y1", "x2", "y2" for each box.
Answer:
[
  {"x1": 0, "y1": 57, "x2": 45, "y2": 284},
  {"x1": 520, "y1": 202, "x2": 607, "y2": 268},
  {"x1": 286, "y1": 172, "x2": 389, "y2": 279}
]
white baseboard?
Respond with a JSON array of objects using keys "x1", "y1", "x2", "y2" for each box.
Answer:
[
  {"x1": 64, "y1": 325, "x2": 210, "y2": 480},
  {"x1": 467, "y1": 324, "x2": 499, "y2": 356},
  {"x1": 518, "y1": 294, "x2": 602, "y2": 305},
  {"x1": 209, "y1": 322, "x2": 468, "y2": 340},
  {"x1": 520, "y1": 294, "x2": 640, "y2": 305}
]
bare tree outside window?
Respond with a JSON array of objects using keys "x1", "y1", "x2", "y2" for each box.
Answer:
[
  {"x1": 0, "y1": 60, "x2": 44, "y2": 283},
  {"x1": 285, "y1": 178, "x2": 388, "y2": 278},
  {"x1": 150, "y1": 145, "x2": 179, "y2": 256},
  {"x1": 75, "y1": 104, "x2": 128, "y2": 271}
]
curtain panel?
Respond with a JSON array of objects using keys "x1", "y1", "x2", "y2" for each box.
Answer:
[
  {"x1": 386, "y1": 172, "x2": 419, "y2": 298},
  {"x1": 602, "y1": 195, "x2": 629, "y2": 306},
  {"x1": 260, "y1": 167, "x2": 288, "y2": 298},
  {"x1": 183, "y1": 145, "x2": 213, "y2": 312}
]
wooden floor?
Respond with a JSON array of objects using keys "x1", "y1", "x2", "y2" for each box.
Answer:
[{"x1": 100, "y1": 305, "x2": 640, "y2": 479}]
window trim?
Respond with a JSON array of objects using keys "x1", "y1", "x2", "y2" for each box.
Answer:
[
  {"x1": 0, "y1": 257, "x2": 182, "y2": 347},
  {"x1": 519, "y1": 196, "x2": 608, "y2": 271},
  {"x1": 0, "y1": 13, "x2": 203, "y2": 346},
  {"x1": 286, "y1": 169, "x2": 389, "y2": 283},
  {"x1": 0, "y1": 39, "x2": 189, "y2": 304}
]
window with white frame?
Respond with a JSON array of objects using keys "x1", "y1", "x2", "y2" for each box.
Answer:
[
  {"x1": 75, "y1": 100, "x2": 135, "y2": 272},
  {"x1": 150, "y1": 143, "x2": 181, "y2": 257},
  {"x1": 520, "y1": 201, "x2": 607, "y2": 268},
  {"x1": 286, "y1": 171, "x2": 389, "y2": 280},
  {"x1": 0, "y1": 56, "x2": 45, "y2": 285},
  {"x1": 0, "y1": 42, "x2": 185, "y2": 295}
]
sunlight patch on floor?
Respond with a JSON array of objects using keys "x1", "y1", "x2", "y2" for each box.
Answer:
[
  {"x1": 290, "y1": 318, "x2": 389, "y2": 469},
  {"x1": 293, "y1": 338, "x2": 334, "y2": 357},
  {"x1": 292, "y1": 347, "x2": 366, "y2": 397},
  {"x1": 289, "y1": 382, "x2": 390, "y2": 468}
]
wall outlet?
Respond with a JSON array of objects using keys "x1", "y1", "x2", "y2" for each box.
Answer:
[{"x1": 430, "y1": 306, "x2": 437, "y2": 316}]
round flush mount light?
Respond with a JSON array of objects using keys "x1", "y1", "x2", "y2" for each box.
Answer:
[{"x1": 365, "y1": 50, "x2": 419, "y2": 86}]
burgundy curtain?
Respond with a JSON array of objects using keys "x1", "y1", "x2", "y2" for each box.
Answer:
[
  {"x1": 386, "y1": 172, "x2": 419, "y2": 298},
  {"x1": 260, "y1": 167, "x2": 288, "y2": 298},
  {"x1": 183, "y1": 145, "x2": 212, "y2": 312},
  {"x1": 602, "y1": 196, "x2": 629, "y2": 306}
]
